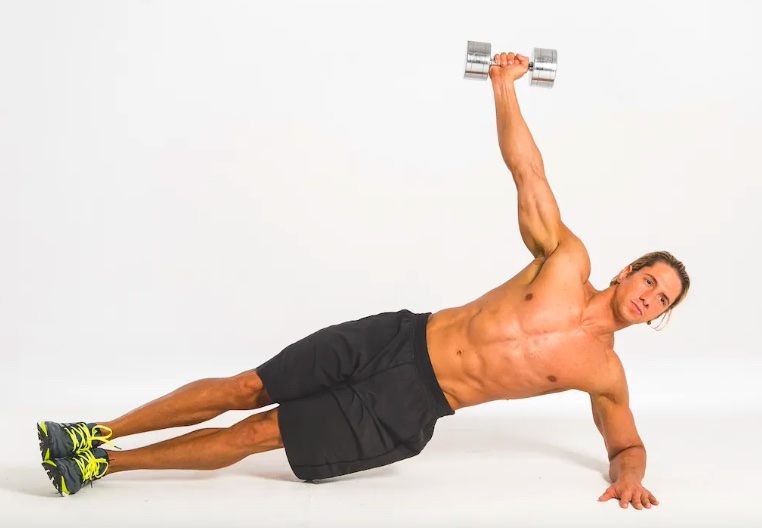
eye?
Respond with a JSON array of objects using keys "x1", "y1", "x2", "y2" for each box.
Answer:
[
  {"x1": 645, "y1": 278, "x2": 652, "y2": 285},
  {"x1": 660, "y1": 297, "x2": 666, "y2": 305}
]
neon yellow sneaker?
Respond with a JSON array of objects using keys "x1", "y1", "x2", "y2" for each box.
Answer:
[
  {"x1": 41, "y1": 448, "x2": 110, "y2": 496},
  {"x1": 37, "y1": 421, "x2": 116, "y2": 461}
]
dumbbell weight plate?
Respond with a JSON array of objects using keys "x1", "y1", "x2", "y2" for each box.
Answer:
[
  {"x1": 464, "y1": 41, "x2": 493, "y2": 80},
  {"x1": 464, "y1": 40, "x2": 557, "y2": 88},
  {"x1": 529, "y1": 47, "x2": 557, "y2": 87}
]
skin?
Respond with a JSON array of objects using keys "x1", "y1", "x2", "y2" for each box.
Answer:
[
  {"x1": 422, "y1": 51, "x2": 681, "y2": 509},
  {"x1": 66, "y1": 53, "x2": 683, "y2": 511}
]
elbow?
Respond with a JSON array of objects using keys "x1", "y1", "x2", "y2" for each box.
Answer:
[
  {"x1": 509, "y1": 157, "x2": 546, "y2": 183},
  {"x1": 608, "y1": 444, "x2": 646, "y2": 462},
  {"x1": 593, "y1": 416, "x2": 603, "y2": 436}
]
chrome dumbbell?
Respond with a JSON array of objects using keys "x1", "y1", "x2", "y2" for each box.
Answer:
[{"x1": 464, "y1": 40, "x2": 557, "y2": 88}]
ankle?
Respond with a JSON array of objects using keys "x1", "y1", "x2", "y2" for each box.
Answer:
[{"x1": 93, "y1": 422, "x2": 118, "y2": 440}]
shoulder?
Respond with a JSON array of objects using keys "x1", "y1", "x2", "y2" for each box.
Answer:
[
  {"x1": 589, "y1": 349, "x2": 630, "y2": 405},
  {"x1": 542, "y1": 223, "x2": 592, "y2": 281}
]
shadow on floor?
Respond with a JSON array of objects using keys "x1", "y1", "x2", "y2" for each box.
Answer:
[
  {"x1": 0, "y1": 464, "x2": 63, "y2": 498},
  {"x1": 3, "y1": 414, "x2": 608, "y2": 496},
  {"x1": 429, "y1": 412, "x2": 609, "y2": 476}
]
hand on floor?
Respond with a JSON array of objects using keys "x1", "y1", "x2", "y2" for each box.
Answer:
[{"x1": 599, "y1": 477, "x2": 659, "y2": 510}]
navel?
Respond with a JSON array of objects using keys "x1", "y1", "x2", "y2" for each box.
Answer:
[
  {"x1": 547, "y1": 375, "x2": 558, "y2": 383},
  {"x1": 525, "y1": 293, "x2": 533, "y2": 301},
  {"x1": 456, "y1": 350, "x2": 462, "y2": 357}
]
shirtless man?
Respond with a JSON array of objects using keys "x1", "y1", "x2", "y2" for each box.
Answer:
[{"x1": 37, "y1": 51, "x2": 690, "y2": 510}]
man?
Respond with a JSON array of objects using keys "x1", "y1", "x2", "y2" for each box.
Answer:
[{"x1": 38, "y1": 51, "x2": 690, "y2": 510}]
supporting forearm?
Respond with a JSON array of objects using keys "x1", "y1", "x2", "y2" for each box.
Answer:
[
  {"x1": 492, "y1": 81, "x2": 543, "y2": 176},
  {"x1": 609, "y1": 445, "x2": 647, "y2": 482}
]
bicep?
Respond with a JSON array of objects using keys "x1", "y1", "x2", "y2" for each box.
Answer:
[
  {"x1": 592, "y1": 396, "x2": 643, "y2": 460},
  {"x1": 590, "y1": 368, "x2": 644, "y2": 460}
]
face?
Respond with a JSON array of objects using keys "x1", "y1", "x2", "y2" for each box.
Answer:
[{"x1": 614, "y1": 262, "x2": 683, "y2": 324}]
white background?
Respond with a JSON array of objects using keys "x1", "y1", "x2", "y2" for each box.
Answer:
[{"x1": 1, "y1": 0, "x2": 760, "y2": 526}]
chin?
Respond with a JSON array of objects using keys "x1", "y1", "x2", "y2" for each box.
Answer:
[{"x1": 622, "y1": 303, "x2": 643, "y2": 323}]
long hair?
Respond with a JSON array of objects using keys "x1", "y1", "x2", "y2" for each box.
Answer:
[{"x1": 610, "y1": 251, "x2": 690, "y2": 330}]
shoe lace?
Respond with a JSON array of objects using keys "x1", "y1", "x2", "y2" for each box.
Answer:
[
  {"x1": 73, "y1": 450, "x2": 109, "y2": 483},
  {"x1": 65, "y1": 423, "x2": 120, "y2": 452}
]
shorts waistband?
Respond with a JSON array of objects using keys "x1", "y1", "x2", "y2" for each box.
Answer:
[{"x1": 411, "y1": 311, "x2": 454, "y2": 418}]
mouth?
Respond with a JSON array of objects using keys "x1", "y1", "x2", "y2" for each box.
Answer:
[{"x1": 630, "y1": 301, "x2": 643, "y2": 316}]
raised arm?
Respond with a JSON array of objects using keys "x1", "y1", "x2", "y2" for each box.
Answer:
[
  {"x1": 490, "y1": 52, "x2": 564, "y2": 259},
  {"x1": 590, "y1": 358, "x2": 659, "y2": 509}
]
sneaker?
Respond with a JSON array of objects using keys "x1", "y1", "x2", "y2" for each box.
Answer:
[
  {"x1": 37, "y1": 421, "x2": 116, "y2": 461},
  {"x1": 41, "y1": 448, "x2": 110, "y2": 496}
]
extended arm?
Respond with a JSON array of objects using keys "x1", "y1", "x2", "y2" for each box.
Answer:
[
  {"x1": 490, "y1": 53, "x2": 563, "y2": 259},
  {"x1": 591, "y1": 392, "x2": 647, "y2": 482},
  {"x1": 493, "y1": 77, "x2": 545, "y2": 177},
  {"x1": 590, "y1": 360, "x2": 659, "y2": 509}
]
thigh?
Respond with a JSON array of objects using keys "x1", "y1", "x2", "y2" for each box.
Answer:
[
  {"x1": 352, "y1": 363, "x2": 439, "y2": 446},
  {"x1": 277, "y1": 389, "x2": 374, "y2": 480},
  {"x1": 277, "y1": 364, "x2": 440, "y2": 481},
  {"x1": 256, "y1": 310, "x2": 415, "y2": 402}
]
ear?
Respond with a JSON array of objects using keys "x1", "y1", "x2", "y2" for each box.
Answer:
[{"x1": 616, "y1": 265, "x2": 634, "y2": 284}]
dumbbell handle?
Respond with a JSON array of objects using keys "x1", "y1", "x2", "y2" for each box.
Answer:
[
  {"x1": 464, "y1": 42, "x2": 557, "y2": 87},
  {"x1": 487, "y1": 57, "x2": 538, "y2": 70}
]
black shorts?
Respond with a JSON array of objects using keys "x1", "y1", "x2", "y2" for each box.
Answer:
[{"x1": 255, "y1": 309, "x2": 454, "y2": 481}]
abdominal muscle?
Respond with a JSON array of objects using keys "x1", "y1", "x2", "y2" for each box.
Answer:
[{"x1": 425, "y1": 281, "x2": 608, "y2": 412}]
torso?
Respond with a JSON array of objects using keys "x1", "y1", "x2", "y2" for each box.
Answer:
[{"x1": 426, "y1": 246, "x2": 620, "y2": 412}]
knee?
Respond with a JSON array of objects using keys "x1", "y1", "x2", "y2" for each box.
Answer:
[
  {"x1": 230, "y1": 409, "x2": 283, "y2": 451},
  {"x1": 229, "y1": 369, "x2": 272, "y2": 409}
]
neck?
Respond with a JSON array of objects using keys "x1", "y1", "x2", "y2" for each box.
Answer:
[{"x1": 581, "y1": 287, "x2": 632, "y2": 336}]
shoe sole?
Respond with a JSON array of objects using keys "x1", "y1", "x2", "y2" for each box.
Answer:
[
  {"x1": 37, "y1": 422, "x2": 52, "y2": 462},
  {"x1": 41, "y1": 460, "x2": 65, "y2": 496}
]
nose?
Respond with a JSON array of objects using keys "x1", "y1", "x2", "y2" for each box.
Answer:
[{"x1": 639, "y1": 295, "x2": 649, "y2": 308}]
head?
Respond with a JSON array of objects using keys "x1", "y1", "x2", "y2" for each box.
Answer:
[{"x1": 609, "y1": 251, "x2": 690, "y2": 330}]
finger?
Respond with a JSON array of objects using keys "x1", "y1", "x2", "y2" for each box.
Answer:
[
  {"x1": 620, "y1": 491, "x2": 632, "y2": 509},
  {"x1": 649, "y1": 493, "x2": 659, "y2": 505},
  {"x1": 499, "y1": 52, "x2": 508, "y2": 66},
  {"x1": 641, "y1": 493, "x2": 652, "y2": 509},
  {"x1": 506, "y1": 52, "x2": 515, "y2": 64},
  {"x1": 633, "y1": 496, "x2": 643, "y2": 510},
  {"x1": 598, "y1": 486, "x2": 616, "y2": 501}
]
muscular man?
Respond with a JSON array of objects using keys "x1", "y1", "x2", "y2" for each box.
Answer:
[{"x1": 38, "y1": 51, "x2": 690, "y2": 510}]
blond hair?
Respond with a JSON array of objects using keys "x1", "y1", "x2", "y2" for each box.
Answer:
[{"x1": 610, "y1": 251, "x2": 690, "y2": 330}]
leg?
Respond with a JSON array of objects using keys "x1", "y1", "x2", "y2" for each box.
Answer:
[
  {"x1": 105, "y1": 408, "x2": 283, "y2": 474},
  {"x1": 99, "y1": 369, "x2": 273, "y2": 440}
]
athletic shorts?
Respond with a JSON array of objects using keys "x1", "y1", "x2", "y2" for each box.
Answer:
[{"x1": 255, "y1": 309, "x2": 454, "y2": 481}]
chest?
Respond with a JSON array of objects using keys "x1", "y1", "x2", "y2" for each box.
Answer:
[
  {"x1": 482, "y1": 274, "x2": 589, "y2": 334},
  {"x1": 520, "y1": 329, "x2": 602, "y2": 373},
  {"x1": 470, "y1": 275, "x2": 607, "y2": 365}
]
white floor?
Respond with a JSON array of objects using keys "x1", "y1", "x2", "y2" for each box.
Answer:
[
  {"x1": 1, "y1": 375, "x2": 760, "y2": 528},
  {"x1": 1, "y1": 1, "x2": 760, "y2": 525}
]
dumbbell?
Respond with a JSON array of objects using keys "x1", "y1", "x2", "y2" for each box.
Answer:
[{"x1": 464, "y1": 41, "x2": 557, "y2": 88}]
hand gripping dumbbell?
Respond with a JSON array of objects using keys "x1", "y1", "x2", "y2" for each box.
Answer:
[{"x1": 463, "y1": 40, "x2": 557, "y2": 88}]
